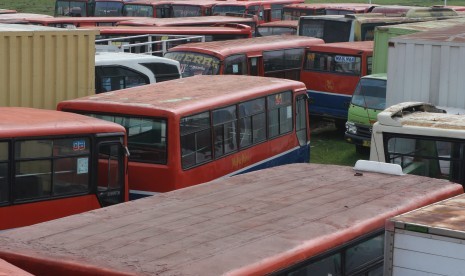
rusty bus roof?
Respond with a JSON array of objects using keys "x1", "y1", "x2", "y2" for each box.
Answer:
[
  {"x1": 58, "y1": 75, "x2": 307, "y2": 116},
  {"x1": 391, "y1": 24, "x2": 465, "y2": 44},
  {"x1": 0, "y1": 163, "x2": 462, "y2": 276},
  {"x1": 167, "y1": 35, "x2": 324, "y2": 57},
  {"x1": 117, "y1": 15, "x2": 257, "y2": 26},
  {"x1": 389, "y1": 193, "x2": 465, "y2": 240},
  {"x1": 0, "y1": 107, "x2": 125, "y2": 138},
  {"x1": 308, "y1": 40, "x2": 373, "y2": 53},
  {"x1": 377, "y1": 102, "x2": 465, "y2": 132}
]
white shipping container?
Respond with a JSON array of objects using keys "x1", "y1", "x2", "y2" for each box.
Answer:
[{"x1": 386, "y1": 24, "x2": 465, "y2": 109}]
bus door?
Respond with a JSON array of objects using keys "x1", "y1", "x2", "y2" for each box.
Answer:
[
  {"x1": 95, "y1": 136, "x2": 126, "y2": 207},
  {"x1": 248, "y1": 54, "x2": 262, "y2": 76}
]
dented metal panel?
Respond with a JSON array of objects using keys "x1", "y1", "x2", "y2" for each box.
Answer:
[{"x1": 0, "y1": 24, "x2": 98, "y2": 110}]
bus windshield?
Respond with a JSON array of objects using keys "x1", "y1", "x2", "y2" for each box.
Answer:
[
  {"x1": 351, "y1": 78, "x2": 386, "y2": 110},
  {"x1": 165, "y1": 52, "x2": 220, "y2": 77},
  {"x1": 299, "y1": 19, "x2": 351, "y2": 43},
  {"x1": 282, "y1": 8, "x2": 325, "y2": 20},
  {"x1": 212, "y1": 6, "x2": 246, "y2": 15},
  {"x1": 304, "y1": 52, "x2": 362, "y2": 75},
  {"x1": 123, "y1": 4, "x2": 154, "y2": 17},
  {"x1": 88, "y1": 114, "x2": 168, "y2": 164},
  {"x1": 172, "y1": 5, "x2": 202, "y2": 17},
  {"x1": 55, "y1": 1, "x2": 87, "y2": 16},
  {"x1": 95, "y1": 1, "x2": 123, "y2": 16},
  {"x1": 257, "y1": 26, "x2": 296, "y2": 36}
]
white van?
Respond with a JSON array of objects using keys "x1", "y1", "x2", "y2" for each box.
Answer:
[{"x1": 95, "y1": 52, "x2": 181, "y2": 93}]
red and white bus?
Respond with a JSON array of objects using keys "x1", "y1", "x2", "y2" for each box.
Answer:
[
  {"x1": 57, "y1": 75, "x2": 310, "y2": 197},
  {"x1": 165, "y1": 35, "x2": 324, "y2": 79},
  {"x1": 301, "y1": 41, "x2": 373, "y2": 128},
  {"x1": 0, "y1": 107, "x2": 128, "y2": 230},
  {"x1": 0, "y1": 162, "x2": 461, "y2": 275}
]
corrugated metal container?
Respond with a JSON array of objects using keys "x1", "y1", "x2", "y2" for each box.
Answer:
[
  {"x1": 0, "y1": 24, "x2": 98, "y2": 110},
  {"x1": 386, "y1": 25, "x2": 465, "y2": 109},
  {"x1": 373, "y1": 17, "x2": 465, "y2": 74}
]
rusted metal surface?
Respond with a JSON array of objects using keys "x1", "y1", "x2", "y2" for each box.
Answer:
[{"x1": 0, "y1": 163, "x2": 461, "y2": 276}]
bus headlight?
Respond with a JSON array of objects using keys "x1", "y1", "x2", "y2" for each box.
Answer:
[{"x1": 346, "y1": 122, "x2": 357, "y2": 134}]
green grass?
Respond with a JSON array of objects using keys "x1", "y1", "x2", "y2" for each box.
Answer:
[{"x1": 310, "y1": 122, "x2": 369, "y2": 166}]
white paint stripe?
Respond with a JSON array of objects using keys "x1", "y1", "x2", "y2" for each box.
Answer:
[
  {"x1": 308, "y1": 90, "x2": 352, "y2": 98},
  {"x1": 130, "y1": 190, "x2": 159, "y2": 196}
]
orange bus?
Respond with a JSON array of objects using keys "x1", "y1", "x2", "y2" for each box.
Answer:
[
  {"x1": 301, "y1": 41, "x2": 373, "y2": 128},
  {"x1": 0, "y1": 107, "x2": 128, "y2": 230},
  {"x1": 0, "y1": 162, "x2": 462, "y2": 275},
  {"x1": 165, "y1": 35, "x2": 324, "y2": 79},
  {"x1": 57, "y1": 75, "x2": 311, "y2": 197},
  {"x1": 122, "y1": 0, "x2": 173, "y2": 18},
  {"x1": 93, "y1": 24, "x2": 252, "y2": 42}
]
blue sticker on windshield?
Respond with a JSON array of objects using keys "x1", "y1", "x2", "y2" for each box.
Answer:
[{"x1": 73, "y1": 140, "x2": 86, "y2": 151}]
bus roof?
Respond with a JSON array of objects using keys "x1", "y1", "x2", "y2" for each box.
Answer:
[
  {"x1": 95, "y1": 51, "x2": 180, "y2": 66},
  {"x1": 0, "y1": 259, "x2": 32, "y2": 276},
  {"x1": 390, "y1": 24, "x2": 465, "y2": 44},
  {"x1": 389, "y1": 193, "x2": 465, "y2": 238},
  {"x1": 257, "y1": 20, "x2": 298, "y2": 28},
  {"x1": 376, "y1": 102, "x2": 465, "y2": 130},
  {"x1": 0, "y1": 163, "x2": 461, "y2": 275},
  {"x1": 58, "y1": 75, "x2": 306, "y2": 115},
  {"x1": 117, "y1": 15, "x2": 256, "y2": 27},
  {"x1": 0, "y1": 107, "x2": 125, "y2": 137},
  {"x1": 92, "y1": 24, "x2": 252, "y2": 35},
  {"x1": 167, "y1": 35, "x2": 324, "y2": 57},
  {"x1": 308, "y1": 40, "x2": 373, "y2": 54},
  {"x1": 26, "y1": 16, "x2": 142, "y2": 25}
]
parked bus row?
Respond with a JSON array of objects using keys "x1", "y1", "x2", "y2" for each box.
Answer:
[{"x1": 0, "y1": 162, "x2": 462, "y2": 274}]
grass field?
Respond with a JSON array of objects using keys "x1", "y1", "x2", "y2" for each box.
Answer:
[{"x1": 0, "y1": 0, "x2": 460, "y2": 166}]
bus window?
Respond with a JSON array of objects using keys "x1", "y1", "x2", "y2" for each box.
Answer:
[
  {"x1": 271, "y1": 4, "x2": 284, "y2": 21},
  {"x1": 267, "y1": 91, "x2": 292, "y2": 138},
  {"x1": 213, "y1": 105, "x2": 238, "y2": 158},
  {"x1": 97, "y1": 142, "x2": 124, "y2": 207},
  {"x1": 55, "y1": 1, "x2": 88, "y2": 17},
  {"x1": 238, "y1": 98, "x2": 266, "y2": 147},
  {"x1": 296, "y1": 95, "x2": 308, "y2": 146},
  {"x1": 181, "y1": 112, "x2": 212, "y2": 169},
  {"x1": 224, "y1": 54, "x2": 247, "y2": 75},
  {"x1": 94, "y1": 1, "x2": 123, "y2": 16},
  {"x1": 165, "y1": 52, "x2": 220, "y2": 77},
  {"x1": 95, "y1": 66, "x2": 150, "y2": 93},
  {"x1": 0, "y1": 142, "x2": 8, "y2": 203},
  {"x1": 140, "y1": 62, "x2": 180, "y2": 82},
  {"x1": 172, "y1": 5, "x2": 201, "y2": 17},
  {"x1": 264, "y1": 48, "x2": 304, "y2": 80},
  {"x1": 299, "y1": 19, "x2": 352, "y2": 43},
  {"x1": 123, "y1": 4, "x2": 153, "y2": 17}
]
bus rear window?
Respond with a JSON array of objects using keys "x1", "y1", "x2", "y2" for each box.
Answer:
[
  {"x1": 55, "y1": 1, "x2": 87, "y2": 16},
  {"x1": 123, "y1": 4, "x2": 154, "y2": 17},
  {"x1": 89, "y1": 114, "x2": 168, "y2": 164},
  {"x1": 172, "y1": 5, "x2": 202, "y2": 17},
  {"x1": 165, "y1": 52, "x2": 220, "y2": 78},
  {"x1": 95, "y1": 2, "x2": 123, "y2": 16},
  {"x1": 213, "y1": 6, "x2": 246, "y2": 15},
  {"x1": 299, "y1": 19, "x2": 351, "y2": 43},
  {"x1": 304, "y1": 52, "x2": 361, "y2": 75}
]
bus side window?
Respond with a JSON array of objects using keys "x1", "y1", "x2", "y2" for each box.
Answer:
[
  {"x1": 224, "y1": 55, "x2": 247, "y2": 75},
  {"x1": 267, "y1": 91, "x2": 293, "y2": 138},
  {"x1": 180, "y1": 112, "x2": 212, "y2": 169},
  {"x1": 213, "y1": 105, "x2": 238, "y2": 158},
  {"x1": 0, "y1": 142, "x2": 8, "y2": 203}
]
